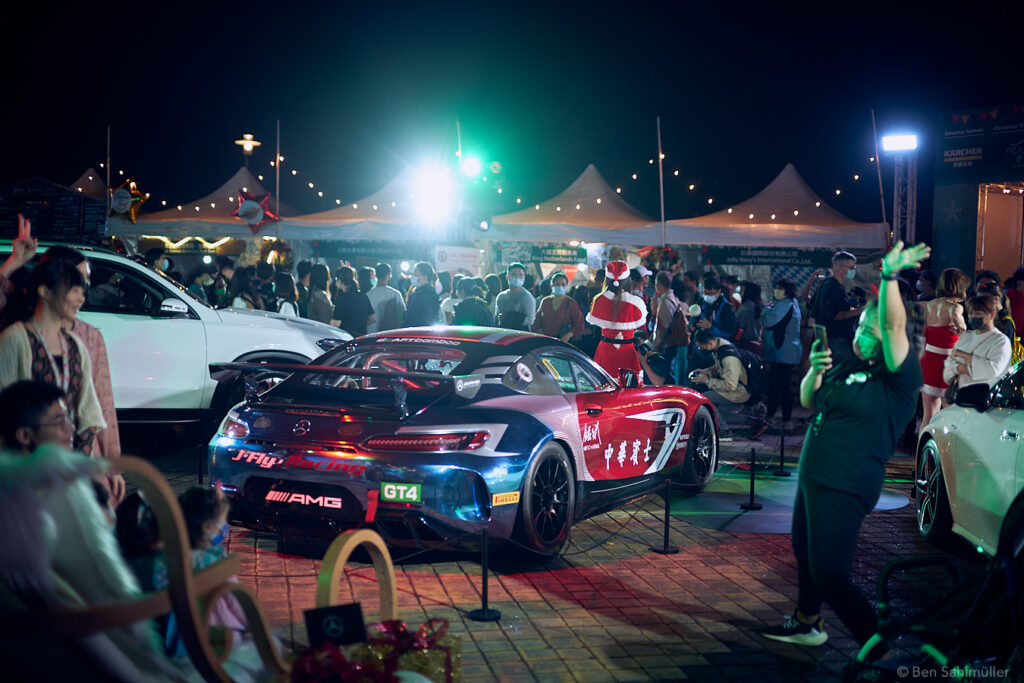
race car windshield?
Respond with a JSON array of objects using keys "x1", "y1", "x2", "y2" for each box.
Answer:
[{"x1": 302, "y1": 346, "x2": 468, "y2": 392}]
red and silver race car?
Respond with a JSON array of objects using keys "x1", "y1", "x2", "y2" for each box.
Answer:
[{"x1": 209, "y1": 327, "x2": 719, "y2": 554}]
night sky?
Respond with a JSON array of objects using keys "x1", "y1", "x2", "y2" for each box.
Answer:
[{"x1": 5, "y1": 2, "x2": 1021, "y2": 240}]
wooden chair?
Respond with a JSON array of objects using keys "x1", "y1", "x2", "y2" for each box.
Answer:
[{"x1": 0, "y1": 455, "x2": 290, "y2": 682}]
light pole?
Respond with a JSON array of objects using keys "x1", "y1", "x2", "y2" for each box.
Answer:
[
  {"x1": 882, "y1": 133, "x2": 919, "y2": 244},
  {"x1": 234, "y1": 133, "x2": 262, "y2": 169}
]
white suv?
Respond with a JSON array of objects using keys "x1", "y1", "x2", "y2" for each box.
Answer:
[{"x1": 1, "y1": 242, "x2": 350, "y2": 427}]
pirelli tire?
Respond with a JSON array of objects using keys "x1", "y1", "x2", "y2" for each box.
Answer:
[{"x1": 515, "y1": 442, "x2": 575, "y2": 554}]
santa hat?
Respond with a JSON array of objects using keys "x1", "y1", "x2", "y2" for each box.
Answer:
[{"x1": 605, "y1": 260, "x2": 630, "y2": 282}]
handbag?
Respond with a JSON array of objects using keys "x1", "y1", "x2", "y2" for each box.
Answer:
[{"x1": 943, "y1": 377, "x2": 960, "y2": 403}]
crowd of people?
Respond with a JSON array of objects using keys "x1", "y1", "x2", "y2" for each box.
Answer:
[
  {"x1": 2, "y1": 211, "x2": 1022, "y2": 678},
  {"x1": 150, "y1": 238, "x2": 1024, "y2": 444}
]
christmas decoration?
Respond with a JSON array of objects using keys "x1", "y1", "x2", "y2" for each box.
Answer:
[
  {"x1": 109, "y1": 179, "x2": 147, "y2": 223},
  {"x1": 231, "y1": 189, "x2": 280, "y2": 234}
]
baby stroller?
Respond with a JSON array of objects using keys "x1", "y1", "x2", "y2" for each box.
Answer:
[{"x1": 847, "y1": 488, "x2": 1024, "y2": 681}]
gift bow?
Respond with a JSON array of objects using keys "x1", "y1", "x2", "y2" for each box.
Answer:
[
  {"x1": 373, "y1": 619, "x2": 453, "y2": 682},
  {"x1": 373, "y1": 618, "x2": 449, "y2": 651},
  {"x1": 290, "y1": 642, "x2": 385, "y2": 683}
]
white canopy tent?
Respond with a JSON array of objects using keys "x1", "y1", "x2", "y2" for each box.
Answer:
[
  {"x1": 487, "y1": 164, "x2": 661, "y2": 245},
  {"x1": 70, "y1": 168, "x2": 108, "y2": 201},
  {"x1": 109, "y1": 166, "x2": 296, "y2": 237},
  {"x1": 278, "y1": 166, "x2": 437, "y2": 241},
  {"x1": 666, "y1": 164, "x2": 889, "y2": 250}
]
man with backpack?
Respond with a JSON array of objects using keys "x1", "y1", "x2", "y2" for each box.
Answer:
[
  {"x1": 651, "y1": 271, "x2": 683, "y2": 381},
  {"x1": 692, "y1": 328, "x2": 769, "y2": 439}
]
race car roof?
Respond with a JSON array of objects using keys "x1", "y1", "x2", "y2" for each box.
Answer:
[{"x1": 362, "y1": 326, "x2": 544, "y2": 347}]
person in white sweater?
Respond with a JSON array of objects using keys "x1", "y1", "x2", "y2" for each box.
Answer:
[{"x1": 943, "y1": 294, "x2": 1012, "y2": 390}]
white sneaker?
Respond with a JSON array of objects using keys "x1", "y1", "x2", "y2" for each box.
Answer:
[{"x1": 760, "y1": 614, "x2": 828, "y2": 646}]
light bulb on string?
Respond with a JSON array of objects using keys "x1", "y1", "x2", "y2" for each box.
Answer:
[
  {"x1": 596, "y1": 198, "x2": 602, "y2": 204},
  {"x1": 336, "y1": 199, "x2": 341, "y2": 204},
  {"x1": 688, "y1": 184, "x2": 695, "y2": 191},
  {"x1": 727, "y1": 208, "x2": 733, "y2": 213},
  {"x1": 632, "y1": 173, "x2": 637, "y2": 180},
  {"x1": 317, "y1": 191, "x2": 323, "y2": 197},
  {"x1": 793, "y1": 210, "x2": 799, "y2": 216},
  {"x1": 659, "y1": 153, "x2": 665, "y2": 159},
  {"x1": 853, "y1": 174, "x2": 860, "y2": 181},
  {"x1": 616, "y1": 187, "x2": 622, "y2": 193},
  {"x1": 673, "y1": 170, "x2": 679, "y2": 176},
  {"x1": 648, "y1": 159, "x2": 654, "y2": 164},
  {"x1": 835, "y1": 189, "x2": 842, "y2": 195},
  {"x1": 515, "y1": 198, "x2": 522, "y2": 204},
  {"x1": 291, "y1": 170, "x2": 298, "y2": 176},
  {"x1": 815, "y1": 201, "x2": 821, "y2": 207},
  {"x1": 748, "y1": 213, "x2": 754, "y2": 219},
  {"x1": 707, "y1": 198, "x2": 713, "y2": 205}
]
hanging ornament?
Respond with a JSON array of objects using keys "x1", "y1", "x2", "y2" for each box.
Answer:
[
  {"x1": 109, "y1": 179, "x2": 148, "y2": 223},
  {"x1": 231, "y1": 189, "x2": 280, "y2": 235}
]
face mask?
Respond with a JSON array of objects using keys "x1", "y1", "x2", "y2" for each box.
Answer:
[
  {"x1": 509, "y1": 277, "x2": 525, "y2": 288},
  {"x1": 416, "y1": 275, "x2": 428, "y2": 287},
  {"x1": 915, "y1": 281, "x2": 924, "y2": 292},
  {"x1": 552, "y1": 285, "x2": 567, "y2": 297},
  {"x1": 703, "y1": 293, "x2": 718, "y2": 304},
  {"x1": 209, "y1": 523, "x2": 228, "y2": 547},
  {"x1": 732, "y1": 290, "x2": 742, "y2": 303},
  {"x1": 854, "y1": 330, "x2": 881, "y2": 359},
  {"x1": 773, "y1": 289, "x2": 785, "y2": 300},
  {"x1": 967, "y1": 316, "x2": 985, "y2": 331},
  {"x1": 214, "y1": 287, "x2": 226, "y2": 298},
  {"x1": 370, "y1": 277, "x2": 378, "y2": 288},
  {"x1": 846, "y1": 268, "x2": 857, "y2": 281}
]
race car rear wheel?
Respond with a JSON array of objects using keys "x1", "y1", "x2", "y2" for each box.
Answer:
[
  {"x1": 916, "y1": 438, "x2": 952, "y2": 543},
  {"x1": 516, "y1": 442, "x2": 575, "y2": 554},
  {"x1": 676, "y1": 406, "x2": 717, "y2": 492}
]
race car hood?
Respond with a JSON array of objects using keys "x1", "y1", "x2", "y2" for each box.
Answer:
[{"x1": 213, "y1": 307, "x2": 352, "y2": 340}]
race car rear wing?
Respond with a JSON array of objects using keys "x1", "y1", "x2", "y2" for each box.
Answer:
[{"x1": 209, "y1": 362, "x2": 484, "y2": 420}]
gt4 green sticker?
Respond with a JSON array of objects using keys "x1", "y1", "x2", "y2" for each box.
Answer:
[{"x1": 380, "y1": 482, "x2": 422, "y2": 503}]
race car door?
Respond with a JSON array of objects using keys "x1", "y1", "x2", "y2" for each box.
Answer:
[{"x1": 536, "y1": 350, "x2": 671, "y2": 481}]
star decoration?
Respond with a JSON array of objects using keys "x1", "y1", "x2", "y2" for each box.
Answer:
[
  {"x1": 232, "y1": 190, "x2": 280, "y2": 234},
  {"x1": 941, "y1": 200, "x2": 962, "y2": 224},
  {"x1": 109, "y1": 179, "x2": 148, "y2": 223}
]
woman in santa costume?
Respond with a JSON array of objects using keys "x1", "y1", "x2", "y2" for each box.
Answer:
[{"x1": 587, "y1": 260, "x2": 648, "y2": 380}]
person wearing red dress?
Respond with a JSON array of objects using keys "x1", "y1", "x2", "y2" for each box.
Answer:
[{"x1": 586, "y1": 260, "x2": 647, "y2": 381}]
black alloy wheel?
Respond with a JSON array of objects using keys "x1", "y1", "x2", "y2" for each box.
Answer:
[
  {"x1": 517, "y1": 443, "x2": 575, "y2": 554},
  {"x1": 677, "y1": 406, "x2": 718, "y2": 492},
  {"x1": 916, "y1": 438, "x2": 953, "y2": 543}
]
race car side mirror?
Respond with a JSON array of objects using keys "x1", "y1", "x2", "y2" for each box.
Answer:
[{"x1": 619, "y1": 368, "x2": 639, "y2": 388}]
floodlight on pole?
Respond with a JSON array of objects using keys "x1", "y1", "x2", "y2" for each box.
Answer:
[
  {"x1": 412, "y1": 164, "x2": 456, "y2": 226},
  {"x1": 881, "y1": 131, "x2": 919, "y2": 244},
  {"x1": 881, "y1": 134, "x2": 918, "y2": 152}
]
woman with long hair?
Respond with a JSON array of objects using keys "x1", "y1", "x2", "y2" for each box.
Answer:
[
  {"x1": 586, "y1": 260, "x2": 647, "y2": 380},
  {"x1": 918, "y1": 267, "x2": 968, "y2": 427},
  {"x1": 228, "y1": 267, "x2": 264, "y2": 311},
  {"x1": 306, "y1": 263, "x2": 333, "y2": 324},
  {"x1": 0, "y1": 256, "x2": 105, "y2": 456},
  {"x1": 329, "y1": 265, "x2": 375, "y2": 336},
  {"x1": 273, "y1": 271, "x2": 299, "y2": 317}
]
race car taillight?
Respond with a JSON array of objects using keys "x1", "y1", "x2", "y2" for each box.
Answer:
[
  {"x1": 363, "y1": 431, "x2": 489, "y2": 452},
  {"x1": 217, "y1": 410, "x2": 250, "y2": 439}
]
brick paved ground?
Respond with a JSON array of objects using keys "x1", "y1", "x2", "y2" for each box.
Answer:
[{"x1": 132, "y1": 416, "x2": 985, "y2": 682}]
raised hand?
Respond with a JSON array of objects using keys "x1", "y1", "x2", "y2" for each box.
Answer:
[
  {"x1": 882, "y1": 241, "x2": 930, "y2": 277},
  {"x1": 12, "y1": 213, "x2": 38, "y2": 266}
]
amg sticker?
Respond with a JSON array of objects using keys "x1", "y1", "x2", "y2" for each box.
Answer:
[
  {"x1": 492, "y1": 491, "x2": 520, "y2": 506},
  {"x1": 264, "y1": 491, "x2": 343, "y2": 508}
]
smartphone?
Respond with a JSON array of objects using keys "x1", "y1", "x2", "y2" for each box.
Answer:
[{"x1": 813, "y1": 324, "x2": 829, "y2": 352}]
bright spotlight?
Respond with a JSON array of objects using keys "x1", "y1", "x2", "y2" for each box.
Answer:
[
  {"x1": 400, "y1": 261, "x2": 410, "y2": 272},
  {"x1": 881, "y1": 134, "x2": 918, "y2": 152},
  {"x1": 478, "y1": 220, "x2": 489, "y2": 231},
  {"x1": 202, "y1": 255, "x2": 213, "y2": 264},
  {"x1": 460, "y1": 155, "x2": 483, "y2": 178},
  {"x1": 411, "y1": 164, "x2": 455, "y2": 225}
]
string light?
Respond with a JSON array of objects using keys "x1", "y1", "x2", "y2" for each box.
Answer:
[
  {"x1": 727, "y1": 208, "x2": 733, "y2": 213},
  {"x1": 556, "y1": 206, "x2": 562, "y2": 211},
  {"x1": 336, "y1": 199, "x2": 341, "y2": 204},
  {"x1": 308, "y1": 182, "x2": 314, "y2": 188},
  {"x1": 707, "y1": 198, "x2": 713, "y2": 204},
  {"x1": 688, "y1": 184, "x2": 695, "y2": 191},
  {"x1": 648, "y1": 159, "x2": 654, "y2": 164},
  {"x1": 815, "y1": 201, "x2": 821, "y2": 207},
  {"x1": 616, "y1": 187, "x2": 622, "y2": 193},
  {"x1": 631, "y1": 173, "x2": 638, "y2": 180},
  {"x1": 748, "y1": 213, "x2": 754, "y2": 219},
  {"x1": 793, "y1": 210, "x2": 799, "y2": 216},
  {"x1": 853, "y1": 173, "x2": 860, "y2": 181},
  {"x1": 771, "y1": 213, "x2": 776, "y2": 220},
  {"x1": 515, "y1": 198, "x2": 522, "y2": 203},
  {"x1": 835, "y1": 189, "x2": 842, "y2": 195},
  {"x1": 596, "y1": 198, "x2": 602, "y2": 204},
  {"x1": 291, "y1": 170, "x2": 298, "y2": 175},
  {"x1": 575, "y1": 204, "x2": 581, "y2": 210}
]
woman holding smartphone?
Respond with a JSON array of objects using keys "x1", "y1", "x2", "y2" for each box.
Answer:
[{"x1": 760, "y1": 242, "x2": 927, "y2": 669}]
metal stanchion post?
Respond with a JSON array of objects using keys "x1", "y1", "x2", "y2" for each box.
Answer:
[
  {"x1": 468, "y1": 527, "x2": 501, "y2": 622},
  {"x1": 650, "y1": 477, "x2": 679, "y2": 554},
  {"x1": 198, "y1": 450, "x2": 203, "y2": 484},
  {"x1": 740, "y1": 447, "x2": 762, "y2": 511},
  {"x1": 774, "y1": 426, "x2": 791, "y2": 477}
]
